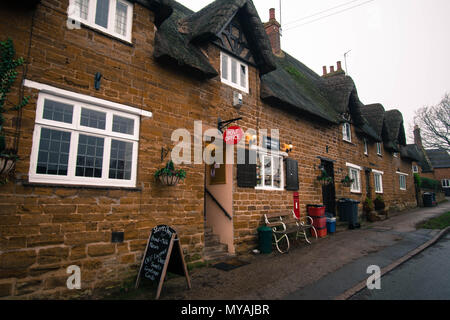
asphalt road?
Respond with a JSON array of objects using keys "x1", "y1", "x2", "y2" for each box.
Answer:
[{"x1": 350, "y1": 233, "x2": 450, "y2": 300}]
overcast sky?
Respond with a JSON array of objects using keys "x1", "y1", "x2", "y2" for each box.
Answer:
[{"x1": 176, "y1": 0, "x2": 450, "y2": 143}]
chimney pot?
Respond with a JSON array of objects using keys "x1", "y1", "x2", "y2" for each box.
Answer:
[
  {"x1": 322, "y1": 66, "x2": 328, "y2": 76},
  {"x1": 269, "y1": 8, "x2": 276, "y2": 20},
  {"x1": 337, "y1": 61, "x2": 342, "y2": 71},
  {"x1": 330, "y1": 66, "x2": 335, "y2": 73}
]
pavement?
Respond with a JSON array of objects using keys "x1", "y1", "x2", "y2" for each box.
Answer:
[{"x1": 148, "y1": 199, "x2": 450, "y2": 300}]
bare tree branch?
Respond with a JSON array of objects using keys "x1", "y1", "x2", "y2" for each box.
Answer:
[{"x1": 413, "y1": 92, "x2": 450, "y2": 152}]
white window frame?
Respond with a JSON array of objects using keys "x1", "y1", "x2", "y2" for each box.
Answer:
[
  {"x1": 363, "y1": 139, "x2": 368, "y2": 156},
  {"x1": 68, "y1": 0, "x2": 134, "y2": 43},
  {"x1": 342, "y1": 123, "x2": 351, "y2": 143},
  {"x1": 376, "y1": 142, "x2": 382, "y2": 156},
  {"x1": 220, "y1": 52, "x2": 249, "y2": 94},
  {"x1": 373, "y1": 169, "x2": 384, "y2": 194},
  {"x1": 393, "y1": 152, "x2": 399, "y2": 158},
  {"x1": 253, "y1": 146, "x2": 285, "y2": 191},
  {"x1": 346, "y1": 162, "x2": 362, "y2": 193},
  {"x1": 442, "y1": 179, "x2": 450, "y2": 188},
  {"x1": 412, "y1": 165, "x2": 419, "y2": 173},
  {"x1": 26, "y1": 85, "x2": 148, "y2": 188},
  {"x1": 397, "y1": 171, "x2": 408, "y2": 190}
]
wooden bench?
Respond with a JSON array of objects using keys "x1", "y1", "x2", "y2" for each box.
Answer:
[{"x1": 264, "y1": 211, "x2": 317, "y2": 253}]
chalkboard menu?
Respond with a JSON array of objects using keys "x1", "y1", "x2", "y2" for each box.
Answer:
[{"x1": 135, "y1": 225, "x2": 191, "y2": 299}]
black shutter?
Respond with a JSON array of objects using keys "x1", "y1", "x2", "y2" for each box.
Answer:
[
  {"x1": 237, "y1": 149, "x2": 257, "y2": 188},
  {"x1": 285, "y1": 158, "x2": 299, "y2": 191}
]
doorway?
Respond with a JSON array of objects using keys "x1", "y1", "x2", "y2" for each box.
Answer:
[{"x1": 321, "y1": 159, "x2": 336, "y2": 216}]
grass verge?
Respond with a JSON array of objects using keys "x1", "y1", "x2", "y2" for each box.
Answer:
[{"x1": 417, "y1": 212, "x2": 450, "y2": 229}]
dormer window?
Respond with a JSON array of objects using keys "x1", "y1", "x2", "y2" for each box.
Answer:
[
  {"x1": 342, "y1": 123, "x2": 351, "y2": 142},
  {"x1": 69, "y1": 0, "x2": 133, "y2": 42},
  {"x1": 220, "y1": 52, "x2": 249, "y2": 93}
]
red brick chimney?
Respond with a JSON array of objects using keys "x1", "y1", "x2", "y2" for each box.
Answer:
[
  {"x1": 337, "y1": 61, "x2": 342, "y2": 71},
  {"x1": 414, "y1": 125, "x2": 423, "y2": 148},
  {"x1": 264, "y1": 8, "x2": 281, "y2": 56},
  {"x1": 322, "y1": 66, "x2": 328, "y2": 76},
  {"x1": 330, "y1": 66, "x2": 335, "y2": 73}
]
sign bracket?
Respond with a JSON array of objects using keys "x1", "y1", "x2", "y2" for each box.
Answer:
[{"x1": 218, "y1": 117, "x2": 242, "y2": 133}]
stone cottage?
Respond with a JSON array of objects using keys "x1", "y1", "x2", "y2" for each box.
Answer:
[{"x1": 0, "y1": 0, "x2": 419, "y2": 298}]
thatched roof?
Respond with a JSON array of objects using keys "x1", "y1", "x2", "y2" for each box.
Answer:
[
  {"x1": 151, "y1": 0, "x2": 410, "y2": 144},
  {"x1": 426, "y1": 149, "x2": 450, "y2": 169},
  {"x1": 400, "y1": 144, "x2": 422, "y2": 162},
  {"x1": 154, "y1": 0, "x2": 275, "y2": 78},
  {"x1": 384, "y1": 110, "x2": 406, "y2": 151},
  {"x1": 360, "y1": 104, "x2": 386, "y2": 138},
  {"x1": 137, "y1": 0, "x2": 174, "y2": 27},
  {"x1": 260, "y1": 52, "x2": 340, "y2": 124}
]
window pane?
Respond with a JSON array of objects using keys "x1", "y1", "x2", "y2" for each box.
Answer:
[
  {"x1": 240, "y1": 64, "x2": 247, "y2": 88},
  {"x1": 221, "y1": 54, "x2": 228, "y2": 80},
  {"x1": 109, "y1": 139, "x2": 133, "y2": 180},
  {"x1": 350, "y1": 169, "x2": 359, "y2": 191},
  {"x1": 264, "y1": 156, "x2": 272, "y2": 187},
  {"x1": 273, "y1": 156, "x2": 281, "y2": 188},
  {"x1": 43, "y1": 99, "x2": 74, "y2": 124},
  {"x1": 36, "y1": 128, "x2": 71, "y2": 176},
  {"x1": 76, "y1": 134, "x2": 104, "y2": 178},
  {"x1": 115, "y1": 1, "x2": 128, "y2": 36},
  {"x1": 112, "y1": 115, "x2": 134, "y2": 135},
  {"x1": 74, "y1": 0, "x2": 89, "y2": 19},
  {"x1": 95, "y1": 0, "x2": 110, "y2": 28},
  {"x1": 256, "y1": 153, "x2": 262, "y2": 187},
  {"x1": 80, "y1": 108, "x2": 106, "y2": 130},
  {"x1": 231, "y1": 59, "x2": 237, "y2": 84}
]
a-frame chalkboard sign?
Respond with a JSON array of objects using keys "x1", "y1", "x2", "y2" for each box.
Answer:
[{"x1": 135, "y1": 225, "x2": 191, "y2": 299}]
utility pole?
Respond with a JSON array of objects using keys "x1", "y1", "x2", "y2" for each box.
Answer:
[
  {"x1": 279, "y1": 0, "x2": 282, "y2": 36},
  {"x1": 344, "y1": 49, "x2": 352, "y2": 75}
]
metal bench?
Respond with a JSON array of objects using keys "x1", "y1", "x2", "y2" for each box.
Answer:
[{"x1": 264, "y1": 211, "x2": 317, "y2": 253}]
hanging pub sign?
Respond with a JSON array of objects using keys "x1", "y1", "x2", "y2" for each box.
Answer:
[
  {"x1": 263, "y1": 136, "x2": 280, "y2": 151},
  {"x1": 223, "y1": 126, "x2": 244, "y2": 145},
  {"x1": 135, "y1": 225, "x2": 191, "y2": 299}
]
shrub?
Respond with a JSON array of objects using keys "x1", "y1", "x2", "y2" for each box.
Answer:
[
  {"x1": 363, "y1": 197, "x2": 374, "y2": 213},
  {"x1": 420, "y1": 176, "x2": 442, "y2": 192}
]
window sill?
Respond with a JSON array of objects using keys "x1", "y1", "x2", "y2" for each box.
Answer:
[
  {"x1": 342, "y1": 139, "x2": 353, "y2": 145},
  {"x1": 350, "y1": 190, "x2": 362, "y2": 194},
  {"x1": 255, "y1": 187, "x2": 284, "y2": 192},
  {"x1": 22, "y1": 181, "x2": 142, "y2": 192}
]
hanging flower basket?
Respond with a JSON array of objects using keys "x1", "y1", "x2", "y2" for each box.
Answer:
[
  {"x1": 317, "y1": 168, "x2": 333, "y2": 186},
  {"x1": 341, "y1": 175, "x2": 354, "y2": 187},
  {"x1": 158, "y1": 174, "x2": 181, "y2": 186},
  {"x1": 0, "y1": 152, "x2": 18, "y2": 178},
  {"x1": 155, "y1": 160, "x2": 186, "y2": 186}
]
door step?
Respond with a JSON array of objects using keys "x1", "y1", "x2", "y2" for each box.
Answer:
[{"x1": 204, "y1": 226, "x2": 230, "y2": 262}]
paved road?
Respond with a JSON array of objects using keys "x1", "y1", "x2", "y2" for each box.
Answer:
[{"x1": 350, "y1": 233, "x2": 450, "y2": 300}]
